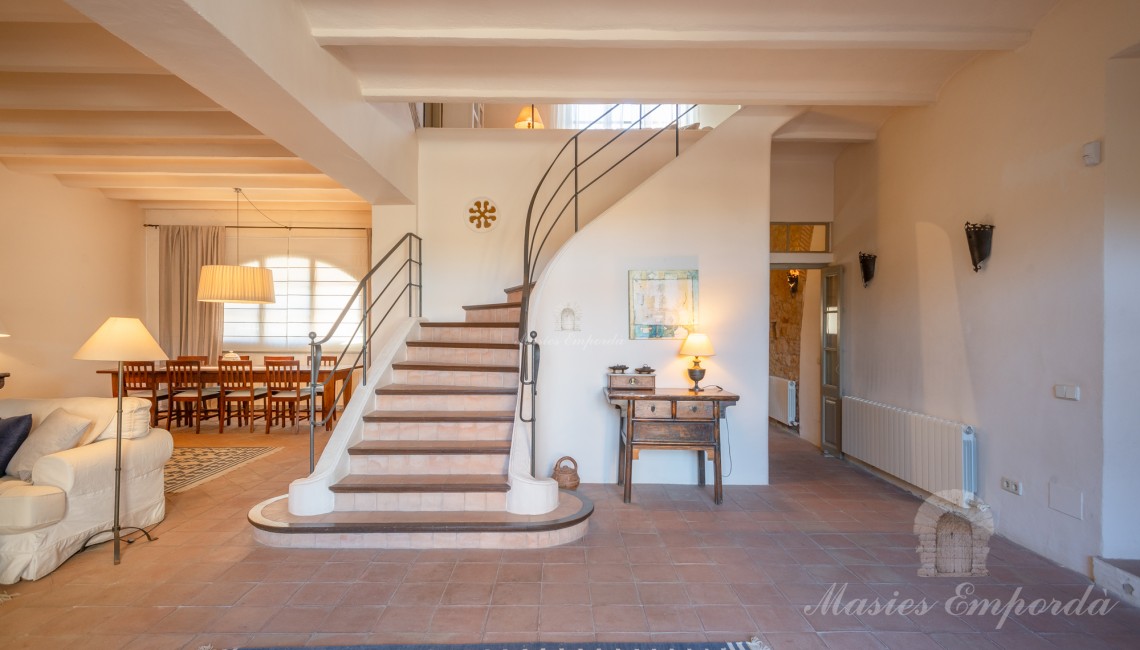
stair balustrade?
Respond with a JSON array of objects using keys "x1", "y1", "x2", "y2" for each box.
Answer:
[
  {"x1": 306, "y1": 232, "x2": 423, "y2": 472},
  {"x1": 517, "y1": 104, "x2": 697, "y2": 475}
]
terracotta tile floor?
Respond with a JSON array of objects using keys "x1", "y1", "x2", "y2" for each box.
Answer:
[{"x1": 1, "y1": 423, "x2": 1138, "y2": 649}]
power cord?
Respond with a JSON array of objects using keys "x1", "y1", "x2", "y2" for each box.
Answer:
[
  {"x1": 700, "y1": 385, "x2": 733, "y2": 478},
  {"x1": 721, "y1": 410, "x2": 733, "y2": 478}
]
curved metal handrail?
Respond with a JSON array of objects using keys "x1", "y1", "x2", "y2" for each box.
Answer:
[
  {"x1": 516, "y1": 104, "x2": 697, "y2": 474},
  {"x1": 306, "y1": 232, "x2": 422, "y2": 471}
]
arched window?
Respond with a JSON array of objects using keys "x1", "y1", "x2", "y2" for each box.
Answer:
[{"x1": 222, "y1": 229, "x2": 368, "y2": 350}]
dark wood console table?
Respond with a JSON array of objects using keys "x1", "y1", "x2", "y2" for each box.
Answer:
[{"x1": 606, "y1": 387, "x2": 739, "y2": 504}]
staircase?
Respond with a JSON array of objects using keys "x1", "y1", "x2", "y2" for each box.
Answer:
[{"x1": 249, "y1": 284, "x2": 592, "y2": 549}]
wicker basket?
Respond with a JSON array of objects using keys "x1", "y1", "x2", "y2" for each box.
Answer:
[{"x1": 551, "y1": 456, "x2": 580, "y2": 490}]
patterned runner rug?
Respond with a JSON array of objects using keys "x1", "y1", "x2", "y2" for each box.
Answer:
[
  {"x1": 165, "y1": 446, "x2": 282, "y2": 493},
  {"x1": 230, "y1": 642, "x2": 768, "y2": 650}
]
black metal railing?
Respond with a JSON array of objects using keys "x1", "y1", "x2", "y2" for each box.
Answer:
[
  {"x1": 306, "y1": 232, "x2": 422, "y2": 471},
  {"x1": 516, "y1": 104, "x2": 697, "y2": 473}
]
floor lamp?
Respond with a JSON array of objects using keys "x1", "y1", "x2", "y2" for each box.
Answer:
[{"x1": 74, "y1": 317, "x2": 168, "y2": 564}]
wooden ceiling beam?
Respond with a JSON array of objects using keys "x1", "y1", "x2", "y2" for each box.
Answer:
[
  {"x1": 56, "y1": 172, "x2": 343, "y2": 190},
  {"x1": 137, "y1": 201, "x2": 371, "y2": 212},
  {"x1": 0, "y1": 23, "x2": 162, "y2": 74},
  {"x1": 0, "y1": 155, "x2": 319, "y2": 175},
  {"x1": 0, "y1": 71, "x2": 222, "y2": 111},
  {"x1": 100, "y1": 186, "x2": 364, "y2": 202},
  {"x1": 0, "y1": 136, "x2": 295, "y2": 158},
  {"x1": 0, "y1": 110, "x2": 264, "y2": 138}
]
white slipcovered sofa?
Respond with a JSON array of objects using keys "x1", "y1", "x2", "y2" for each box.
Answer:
[{"x1": 0, "y1": 396, "x2": 173, "y2": 584}]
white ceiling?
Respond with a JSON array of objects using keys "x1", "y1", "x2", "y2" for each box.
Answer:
[{"x1": 0, "y1": 0, "x2": 1058, "y2": 213}]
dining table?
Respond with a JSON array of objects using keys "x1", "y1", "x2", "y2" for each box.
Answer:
[{"x1": 96, "y1": 364, "x2": 358, "y2": 427}]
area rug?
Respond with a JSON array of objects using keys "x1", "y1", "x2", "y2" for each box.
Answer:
[
  {"x1": 165, "y1": 446, "x2": 282, "y2": 493},
  {"x1": 229, "y1": 641, "x2": 768, "y2": 650}
]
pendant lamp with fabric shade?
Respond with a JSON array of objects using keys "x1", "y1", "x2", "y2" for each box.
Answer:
[{"x1": 198, "y1": 188, "x2": 275, "y2": 304}]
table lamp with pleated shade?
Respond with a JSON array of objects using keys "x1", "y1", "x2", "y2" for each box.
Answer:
[{"x1": 679, "y1": 332, "x2": 715, "y2": 392}]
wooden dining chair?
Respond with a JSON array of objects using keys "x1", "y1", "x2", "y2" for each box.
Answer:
[
  {"x1": 265, "y1": 359, "x2": 311, "y2": 433},
  {"x1": 165, "y1": 360, "x2": 219, "y2": 434},
  {"x1": 123, "y1": 361, "x2": 168, "y2": 427},
  {"x1": 177, "y1": 355, "x2": 220, "y2": 410},
  {"x1": 218, "y1": 359, "x2": 268, "y2": 433},
  {"x1": 263, "y1": 355, "x2": 295, "y2": 362}
]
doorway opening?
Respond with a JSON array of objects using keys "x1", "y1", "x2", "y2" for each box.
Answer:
[{"x1": 768, "y1": 267, "x2": 823, "y2": 447}]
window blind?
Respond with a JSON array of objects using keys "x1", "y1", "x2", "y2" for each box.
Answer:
[{"x1": 222, "y1": 229, "x2": 369, "y2": 351}]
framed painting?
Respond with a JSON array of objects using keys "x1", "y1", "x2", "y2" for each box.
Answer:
[{"x1": 628, "y1": 270, "x2": 699, "y2": 339}]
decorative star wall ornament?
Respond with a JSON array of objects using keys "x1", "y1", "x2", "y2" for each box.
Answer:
[{"x1": 466, "y1": 197, "x2": 499, "y2": 232}]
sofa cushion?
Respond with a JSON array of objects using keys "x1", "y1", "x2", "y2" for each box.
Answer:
[
  {"x1": 0, "y1": 415, "x2": 33, "y2": 474},
  {"x1": 7, "y1": 408, "x2": 92, "y2": 481},
  {"x1": 0, "y1": 475, "x2": 66, "y2": 533},
  {"x1": 0, "y1": 397, "x2": 153, "y2": 446}
]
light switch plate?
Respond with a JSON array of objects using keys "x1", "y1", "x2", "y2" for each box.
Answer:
[{"x1": 1053, "y1": 384, "x2": 1080, "y2": 401}]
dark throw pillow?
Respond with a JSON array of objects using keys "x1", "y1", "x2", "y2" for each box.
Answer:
[{"x1": 0, "y1": 414, "x2": 34, "y2": 477}]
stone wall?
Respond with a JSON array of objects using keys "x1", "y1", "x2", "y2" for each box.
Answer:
[{"x1": 769, "y1": 269, "x2": 806, "y2": 383}]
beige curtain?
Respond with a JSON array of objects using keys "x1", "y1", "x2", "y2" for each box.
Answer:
[{"x1": 159, "y1": 226, "x2": 225, "y2": 360}]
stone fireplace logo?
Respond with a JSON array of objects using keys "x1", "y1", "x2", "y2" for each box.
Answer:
[{"x1": 914, "y1": 489, "x2": 993, "y2": 577}]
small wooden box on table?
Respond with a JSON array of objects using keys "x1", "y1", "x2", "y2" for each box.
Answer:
[{"x1": 605, "y1": 375, "x2": 739, "y2": 505}]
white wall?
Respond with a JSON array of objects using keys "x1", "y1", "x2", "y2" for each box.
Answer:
[
  {"x1": 1101, "y1": 54, "x2": 1140, "y2": 559},
  {"x1": 417, "y1": 128, "x2": 707, "y2": 321},
  {"x1": 771, "y1": 143, "x2": 838, "y2": 223},
  {"x1": 530, "y1": 107, "x2": 796, "y2": 486},
  {"x1": 832, "y1": 0, "x2": 1140, "y2": 573},
  {"x1": 0, "y1": 165, "x2": 146, "y2": 398}
]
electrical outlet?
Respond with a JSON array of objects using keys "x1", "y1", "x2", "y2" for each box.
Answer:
[{"x1": 1001, "y1": 477, "x2": 1023, "y2": 495}]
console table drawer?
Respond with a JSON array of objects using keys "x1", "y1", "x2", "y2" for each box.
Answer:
[
  {"x1": 633, "y1": 420, "x2": 714, "y2": 443},
  {"x1": 609, "y1": 374, "x2": 655, "y2": 390},
  {"x1": 633, "y1": 400, "x2": 671, "y2": 418},
  {"x1": 676, "y1": 401, "x2": 713, "y2": 419}
]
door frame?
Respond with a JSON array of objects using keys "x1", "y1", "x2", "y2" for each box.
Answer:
[{"x1": 820, "y1": 265, "x2": 843, "y2": 456}]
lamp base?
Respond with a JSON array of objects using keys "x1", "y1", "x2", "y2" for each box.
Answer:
[{"x1": 687, "y1": 367, "x2": 706, "y2": 392}]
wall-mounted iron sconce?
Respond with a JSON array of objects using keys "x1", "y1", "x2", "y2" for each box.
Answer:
[
  {"x1": 787, "y1": 270, "x2": 801, "y2": 295},
  {"x1": 859, "y1": 252, "x2": 877, "y2": 287},
  {"x1": 964, "y1": 222, "x2": 995, "y2": 272}
]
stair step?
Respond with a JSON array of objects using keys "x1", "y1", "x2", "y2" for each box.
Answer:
[
  {"x1": 250, "y1": 492, "x2": 593, "y2": 542},
  {"x1": 364, "y1": 420, "x2": 511, "y2": 442},
  {"x1": 503, "y1": 282, "x2": 535, "y2": 296},
  {"x1": 421, "y1": 322, "x2": 517, "y2": 328},
  {"x1": 463, "y1": 302, "x2": 522, "y2": 324},
  {"x1": 377, "y1": 384, "x2": 516, "y2": 395},
  {"x1": 391, "y1": 361, "x2": 517, "y2": 373},
  {"x1": 331, "y1": 474, "x2": 510, "y2": 493},
  {"x1": 363, "y1": 410, "x2": 514, "y2": 423},
  {"x1": 406, "y1": 341, "x2": 517, "y2": 350},
  {"x1": 463, "y1": 302, "x2": 522, "y2": 311},
  {"x1": 349, "y1": 440, "x2": 511, "y2": 455}
]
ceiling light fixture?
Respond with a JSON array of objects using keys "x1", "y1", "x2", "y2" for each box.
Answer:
[{"x1": 197, "y1": 188, "x2": 275, "y2": 304}]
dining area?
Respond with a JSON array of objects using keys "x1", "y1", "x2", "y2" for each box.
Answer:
[{"x1": 97, "y1": 355, "x2": 356, "y2": 434}]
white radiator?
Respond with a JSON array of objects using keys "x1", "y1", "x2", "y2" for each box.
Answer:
[
  {"x1": 769, "y1": 376, "x2": 797, "y2": 426},
  {"x1": 842, "y1": 396, "x2": 977, "y2": 502}
]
